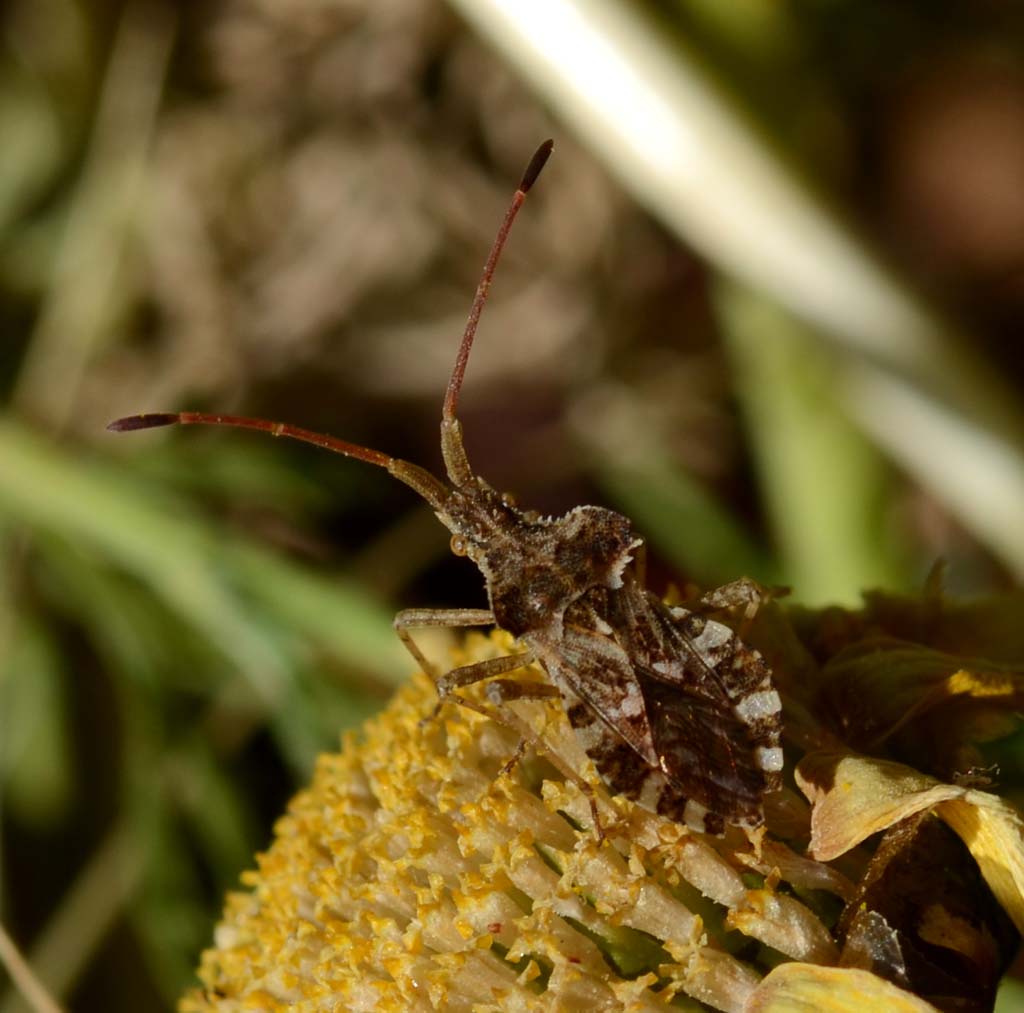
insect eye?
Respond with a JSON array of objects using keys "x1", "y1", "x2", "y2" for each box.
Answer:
[{"x1": 450, "y1": 534, "x2": 469, "y2": 557}]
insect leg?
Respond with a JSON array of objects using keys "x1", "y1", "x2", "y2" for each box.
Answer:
[
  {"x1": 700, "y1": 577, "x2": 789, "y2": 633},
  {"x1": 395, "y1": 609, "x2": 534, "y2": 727},
  {"x1": 395, "y1": 609, "x2": 605, "y2": 838},
  {"x1": 483, "y1": 679, "x2": 606, "y2": 840},
  {"x1": 450, "y1": 676, "x2": 559, "y2": 778},
  {"x1": 393, "y1": 607, "x2": 494, "y2": 681},
  {"x1": 405, "y1": 639, "x2": 599, "y2": 830},
  {"x1": 496, "y1": 736, "x2": 529, "y2": 777},
  {"x1": 699, "y1": 577, "x2": 769, "y2": 622},
  {"x1": 437, "y1": 651, "x2": 537, "y2": 699},
  {"x1": 483, "y1": 678, "x2": 563, "y2": 769},
  {"x1": 483, "y1": 679, "x2": 561, "y2": 705},
  {"x1": 440, "y1": 678, "x2": 606, "y2": 842}
]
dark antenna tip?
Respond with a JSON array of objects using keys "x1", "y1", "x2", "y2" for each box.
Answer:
[
  {"x1": 441, "y1": 139, "x2": 554, "y2": 434},
  {"x1": 519, "y1": 139, "x2": 554, "y2": 193},
  {"x1": 107, "y1": 413, "x2": 180, "y2": 432}
]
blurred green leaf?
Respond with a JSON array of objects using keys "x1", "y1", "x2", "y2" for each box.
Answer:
[
  {"x1": 132, "y1": 439, "x2": 339, "y2": 520},
  {"x1": 0, "y1": 422, "x2": 402, "y2": 689},
  {"x1": 0, "y1": 825, "x2": 141, "y2": 1013},
  {"x1": 996, "y1": 976, "x2": 1024, "y2": 1013},
  {"x1": 128, "y1": 791, "x2": 220, "y2": 1005},
  {"x1": 598, "y1": 451, "x2": 775, "y2": 586},
  {"x1": 170, "y1": 739, "x2": 259, "y2": 884},
  {"x1": 32, "y1": 528, "x2": 216, "y2": 696},
  {"x1": 0, "y1": 74, "x2": 62, "y2": 236},
  {"x1": 718, "y1": 282, "x2": 912, "y2": 604},
  {"x1": 0, "y1": 613, "x2": 72, "y2": 828}
]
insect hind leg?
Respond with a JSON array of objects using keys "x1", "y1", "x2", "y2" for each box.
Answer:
[
  {"x1": 438, "y1": 651, "x2": 538, "y2": 698},
  {"x1": 442, "y1": 672, "x2": 608, "y2": 843},
  {"x1": 699, "y1": 577, "x2": 789, "y2": 633},
  {"x1": 483, "y1": 679, "x2": 607, "y2": 840},
  {"x1": 394, "y1": 610, "x2": 606, "y2": 840}
]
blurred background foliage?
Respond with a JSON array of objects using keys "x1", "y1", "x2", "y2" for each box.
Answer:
[{"x1": 1, "y1": 0, "x2": 1024, "y2": 1008}]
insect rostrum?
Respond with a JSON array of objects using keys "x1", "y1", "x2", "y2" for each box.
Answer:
[{"x1": 109, "y1": 140, "x2": 783, "y2": 835}]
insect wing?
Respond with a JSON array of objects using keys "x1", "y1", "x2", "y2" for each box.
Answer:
[
  {"x1": 544, "y1": 587, "x2": 783, "y2": 833},
  {"x1": 533, "y1": 623, "x2": 660, "y2": 769},
  {"x1": 667, "y1": 606, "x2": 784, "y2": 782},
  {"x1": 639, "y1": 600, "x2": 783, "y2": 830},
  {"x1": 535, "y1": 622, "x2": 716, "y2": 829},
  {"x1": 641, "y1": 673, "x2": 771, "y2": 832}
]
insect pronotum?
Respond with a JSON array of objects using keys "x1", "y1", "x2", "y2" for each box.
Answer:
[{"x1": 110, "y1": 141, "x2": 783, "y2": 835}]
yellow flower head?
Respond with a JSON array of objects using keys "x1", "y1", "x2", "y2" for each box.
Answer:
[{"x1": 181, "y1": 591, "x2": 1024, "y2": 1012}]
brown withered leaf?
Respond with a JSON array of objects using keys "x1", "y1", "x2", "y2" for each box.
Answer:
[
  {"x1": 745, "y1": 963, "x2": 940, "y2": 1012},
  {"x1": 785, "y1": 588, "x2": 1024, "y2": 670},
  {"x1": 887, "y1": 704, "x2": 1019, "y2": 790},
  {"x1": 796, "y1": 751, "x2": 1024, "y2": 934},
  {"x1": 860, "y1": 589, "x2": 1024, "y2": 664},
  {"x1": 819, "y1": 636, "x2": 1024, "y2": 750},
  {"x1": 836, "y1": 812, "x2": 1014, "y2": 1012}
]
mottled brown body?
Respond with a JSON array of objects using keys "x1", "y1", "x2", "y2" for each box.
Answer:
[
  {"x1": 438, "y1": 474, "x2": 782, "y2": 832},
  {"x1": 109, "y1": 141, "x2": 783, "y2": 835}
]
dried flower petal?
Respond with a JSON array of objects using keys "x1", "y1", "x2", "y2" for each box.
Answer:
[
  {"x1": 858, "y1": 589, "x2": 1024, "y2": 664},
  {"x1": 936, "y1": 791, "x2": 1024, "y2": 935},
  {"x1": 745, "y1": 963, "x2": 940, "y2": 1012},
  {"x1": 820, "y1": 637, "x2": 1024, "y2": 749},
  {"x1": 725, "y1": 888, "x2": 839, "y2": 963},
  {"x1": 796, "y1": 751, "x2": 1024, "y2": 933}
]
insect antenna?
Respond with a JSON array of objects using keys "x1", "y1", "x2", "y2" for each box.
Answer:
[
  {"x1": 440, "y1": 139, "x2": 553, "y2": 487},
  {"x1": 108, "y1": 141, "x2": 555, "y2": 509},
  {"x1": 106, "y1": 412, "x2": 450, "y2": 509}
]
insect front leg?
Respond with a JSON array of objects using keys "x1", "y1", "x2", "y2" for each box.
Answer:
[
  {"x1": 476, "y1": 680, "x2": 562, "y2": 774},
  {"x1": 428, "y1": 657, "x2": 568, "y2": 782},
  {"x1": 455, "y1": 674, "x2": 607, "y2": 842},
  {"x1": 393, "y1": 607, "x2": 495, "y2": 682},
  {"x1": 394, "y1": 607, "x2": 536, "y2": 714},
  {"x1": 395, "y1": 611, "x2": 606, "y2": 839}
]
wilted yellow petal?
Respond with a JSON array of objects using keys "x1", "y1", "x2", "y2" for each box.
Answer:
[
  {"x1": 945, "y1": 667, "x2": 1022, "y2": 698},
  {"x1": 835, "y1": 808, "x2": 1013, "y2": 1007},
  {"x1": 935, "y1": 792, "x2": 1024, "y2": 934},
  {"x1": 796, "y1": 752, "x2": 958, "y2": 860},
  {"x1": 745, "y1": 963, "x2": 940, "y2": 1012},
  {"x1": 796, "y1": 751, "x2": 1024, "y2": 932}
]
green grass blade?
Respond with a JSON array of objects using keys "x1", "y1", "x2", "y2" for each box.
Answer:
[{"x1": 718, "y1": 282, "x2": 912, "y2": 604}]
